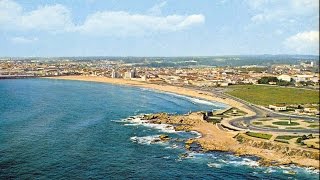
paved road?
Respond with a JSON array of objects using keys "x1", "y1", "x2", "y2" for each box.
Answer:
[{"x1": 205, "y1": 87, "x2": 319, "y2": 134}]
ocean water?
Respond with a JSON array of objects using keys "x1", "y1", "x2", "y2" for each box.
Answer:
[{"x1": 0, "y1": 79, "x2": 318, "y2": 180}]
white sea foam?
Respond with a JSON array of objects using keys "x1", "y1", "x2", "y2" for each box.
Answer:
[
  {"x1": 264, "y1": 168, "x2": 276, "y2": 174},
  {"x1": 303, "y1": 167, "x2": 319, "y2": 174},
  {"x1": 130, "y1": 135, "x2": 165, "y2": 145},
  {"x1": 283, "y1": 170, "x2": 297, "y2": 175},
  {"x1": 227, "y1": 158, "x2": 259, "y2": 167},
  {"x1": 207, "y1": 163, "x2": 223, "y2": 168},
  {"x1": 279, "y1": 165, "x2": 291, "y2": 170},
  {"x1": 185, "y1": 96, "x2": 219, "y2": 106},
  {"x1": 165, "y1": 144, "x2": 179, "y2": 149},
  {"x1": 142, "y1": 123, "x2": 176, "y2": 133},
  {"x1": 139, "y1": 88, "x2": 227, "y2": 108},
  {"x1": 280, "y1": 165, "x2": 320, "y2": 175},
  {"x1": 190, "y1": 131, "x2": 202, "y2": 138},
  {"x1": 120, "y1": 115, "x2": 176, "y2": 133}
]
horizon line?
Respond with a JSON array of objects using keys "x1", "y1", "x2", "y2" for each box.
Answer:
[{"x1": 1, "y1": 54, "x2": 319, "y2": 59}]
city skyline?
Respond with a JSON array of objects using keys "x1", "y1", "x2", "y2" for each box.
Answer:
[{"x1": 0, "y1": 0, "x2": 319, "y2": 57}]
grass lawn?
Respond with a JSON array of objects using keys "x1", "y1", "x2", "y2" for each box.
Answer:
[
  {"x1": 258, "y1": 119, "x2": 270, "y2": 121},
  {"x1": 303, "y1": 120, "x2": 318, "y2": 124},
  {"x1": 245, "y1": 132, "x2": 272, "y2": 140},
  {"x1": 286, "y1": 127, "x2": 305, "y2": 129},
  {"x1": 276, "y1": 135, "x2": 300, "y2": 140},
  {"x1": 272, "y1": 121, "x2": 300, "y2": 126},
  {"x1": 252, "y1": 121, "x2": 263, "y2": 125},
  {"x1": 274, "y1": 139, "x2": 289, "y2": 144},
  {"x1": 308, "y1": 124, "x2": 320, "y2": 128},
  {"x1": 264, "y1": 125, "x2": 278, "y2": 128},
  {"x1": 226, "y1": 85, "x2": 319, "y2": 106}
]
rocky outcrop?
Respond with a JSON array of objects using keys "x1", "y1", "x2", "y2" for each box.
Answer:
[
  {"x1": 235, "y1": 134, "x2": 320, "y2": 160},
  {"x1": 143, "y1": 111, "x2": 320, "y2": 169},
  {"x1": 159, "y1": 134, "x2": 170, "y2": 141}
]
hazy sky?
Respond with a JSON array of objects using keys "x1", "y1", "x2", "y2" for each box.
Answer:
[{"x1": 0, "y1": 0, "x2": 319, "y2": 56}]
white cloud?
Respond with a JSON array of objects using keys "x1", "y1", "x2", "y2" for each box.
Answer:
[
  {"x1": 19, "y1": 4, "x2": 74, "y2": 31},
  {"x1": 247, "y1": 0, "x2": 319, "y2": 23},
  {"x1": 0, "y1": 1, "x2": 73, "y2": 31},
  {"x1": 10, "y1": 36, "x2": 38, "y2": 43},
  {"x1": 246, "y1": 0, "x2": 270, "y2": 10},
  {"x1": 147, "y1": 1, "x2": 167, "y2": 15},
  {"x1": 0, "y1": 0, "x2": 22, "y2": 25},
  {"x1": 0, "y1": 0, "x2": 205, "y2": 36},
  {"x1": 284, "y1": 30, "x2": 319, "y2": 54},
  {"x1": 291, "y1": 0, "x2": 319, "y2": 12},
  {"x1": 73, "y1": 12, "x2": 204, "y2": 36}
]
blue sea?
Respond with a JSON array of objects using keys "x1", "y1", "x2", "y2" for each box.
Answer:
[{"x1": 0, "y1": 79, "x2": 318, "y2": 179}]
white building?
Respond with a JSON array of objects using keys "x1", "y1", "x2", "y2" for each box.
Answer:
[
  {"x1": 140, "y1": 75, "x2": 147, "y2": 81},
  {"x1": 124, "y1": 71, "x2": 132, "y2": 79},
  {"x1": 300, "y1": 61, "x2": 314, "y2": 68},
  {"x1": 277, "y1": 75, "x2": 291, "y2": 82},
  {"x1": 269, "y1": 104, "x2": 287, "y2": 111},
  {"x1": 219, "y1": 82, "x2": 229, "y2": 87},
  {"x1": 293, "y1": 75, "x2": 314, "y2": 82},
  {"x1": 111, "y1": 69, "x2": 120, "y2": 78},
  {"x1": 130, "y1": 69, "x2": 136, "y2": 78},
  {"x1": 123, "y1": 69, "x2": 136, "y2": 79},
  {"x1": 304, "y1": 108, "x2": 318, "y2": 113}
]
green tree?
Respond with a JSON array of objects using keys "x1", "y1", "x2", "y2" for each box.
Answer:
[{"x1": 258, "y1": 77, "x2": 278, "y2": 84}]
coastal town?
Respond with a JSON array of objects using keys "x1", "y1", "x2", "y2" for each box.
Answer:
[
  {"x1": 1, "y1": 57, "x2": 319, "y2": 118},
  {"x1": 1, "y1": 58, "x2": 318, "y2": 88}
]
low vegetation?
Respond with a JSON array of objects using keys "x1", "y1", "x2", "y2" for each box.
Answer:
[
  {"x1": 226, "y1": 85, "x2": 319, "y2": 106},
  {"x1": 296, "y1": 134, "x2": 315, "y2": 146},
  {"x1": 258, "y1": 119, "x2": 270, "y2": 121},
  {"x1": 245, "y1": 132, "x2": 272, "y2": 140},
  {"x1": 286, "y1": 127, "x2": 305, "y2": 129},
  {"x1": 252, "y1": 121, "x2": 262, "y2": 125},
  {"x1": 257, "y1": 76, "x2": 294, "y2": 86},
  {"x1": 274, "y1": 139, "x2": 289, "y2": 144},
  {"x1": 308, "y1": 124, "x2": 320, "y2": 128},
  {"x1": 263, "y1": 125, "x2": 278, "y2": 128},
  {"x1": 276, "y1": 135, "x2": 300, "y2": 140},
  {"x1": 272, "y1": 121, "x2": 300, "y2": 126}
]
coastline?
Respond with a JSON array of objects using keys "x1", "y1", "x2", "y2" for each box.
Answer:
[
  {"x1": 142, "y1": 112, "x2": 320, "y2": 170},
  {"x1": 44, "y1": 76, "x2": 319, "y2": 169},
  {"x1": 44, "y1": 76, "x2": 254, "y2": 115}
]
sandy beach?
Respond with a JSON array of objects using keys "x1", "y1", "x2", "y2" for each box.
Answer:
[
  {"x1": 45, "y1": 76, "x2": 319, "y2": 169},
  {"x1": 45, "y1": 76, "x2": 254, "y2": 116}
]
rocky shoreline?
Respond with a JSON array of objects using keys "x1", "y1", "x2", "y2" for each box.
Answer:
[
  {"x1": 141, "y1": 112, "x2": 320, "y2": 170},
  {"x1": 46, "y1": 76, "x2": 319, "y2": 170}
]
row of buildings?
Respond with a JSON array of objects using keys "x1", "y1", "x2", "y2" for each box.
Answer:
[{"x1": 0, "y1": 59, "x2": 319, "y2": 88}]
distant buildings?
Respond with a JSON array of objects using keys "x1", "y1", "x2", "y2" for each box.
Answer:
[
  {"x1": 124, "y1": 69, "x2": 136, "y2": 79},
  {"x1": 293, "y1": 75, "x2": 316, "y2": 82},
  {"x1": 300, "y1": 61, "x2": 314, "y2": 68},
  {"x1": 111, "y1": 69, "x2": 120, "y2": 78},
  {"x1": 0, "y1": 58, "x2": 318, "y2": 89},
  {"x1": 277, "y1": 75, "x2": 291, "y2": 82}
]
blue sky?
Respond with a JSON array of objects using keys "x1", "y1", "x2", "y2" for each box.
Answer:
[{"x1": 0, "y1": 0, "x2": 319, "y2": 56}]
